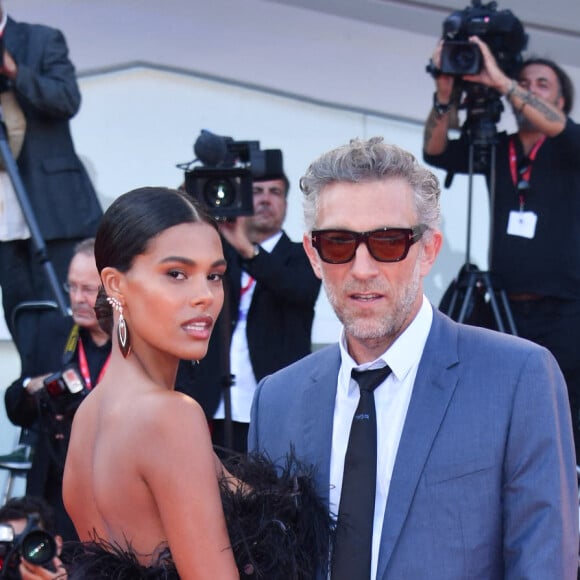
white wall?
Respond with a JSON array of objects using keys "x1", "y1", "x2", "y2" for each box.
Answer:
[
  {"x1": 0, "y1": 0, "x2": 577, "y2": 451},
  {"x1": 2, "y1": 0, "x2": 572, "y2": 328},
  {"x1": 70, "y1": 66, "x2": 491, "y2": 344},
  {"x1": 6, "y1": 0, "x2": 580, "y2": 120}
]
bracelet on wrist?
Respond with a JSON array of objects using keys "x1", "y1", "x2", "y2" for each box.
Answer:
[
  {"x1": 432, "y1": 92, "x2": 451, "y2": 117},
  {"x1": 505, "y1": 80, "x2": 517, "y2": 101}
]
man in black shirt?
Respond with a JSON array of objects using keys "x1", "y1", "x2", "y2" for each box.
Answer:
[{"x1": 423, "y1": 36, "x2": 580, "y2": 461}]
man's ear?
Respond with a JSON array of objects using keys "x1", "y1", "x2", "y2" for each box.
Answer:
[
  {"x1": 303, "y1": 233, "x2": 323, "y2": 280},
  {"x1": 419, "y1": 229, "x2": 443, "y2": 278}
]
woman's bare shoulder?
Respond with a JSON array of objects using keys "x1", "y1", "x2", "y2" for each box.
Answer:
[
  {"x1": 141, "y1": 388, "x2": 207, "y2": 428},
  {"x1": 74, "y1": 379, "x2": 209, "y2": 456},
  {"x1": 130, "y1": 388, "x2": 213, "y2": 459},
  {"x1": 95, "y1": 376, "x2": 206, "y2": 425}
]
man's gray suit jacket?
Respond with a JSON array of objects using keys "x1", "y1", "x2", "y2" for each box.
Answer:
[{"x1": 249, "y1": 307, "x2": 579, "y2": 579}]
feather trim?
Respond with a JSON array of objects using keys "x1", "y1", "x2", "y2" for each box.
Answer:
[{"x1": 67, "y1": 451, "x2": 333, "y2": 579}]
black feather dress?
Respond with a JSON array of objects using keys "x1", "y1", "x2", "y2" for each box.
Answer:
[{"x1": 66, "y1": 452, "x2": 334, "y2": 579}]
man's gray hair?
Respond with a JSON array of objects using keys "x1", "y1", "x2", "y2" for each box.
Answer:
[
  {"x1": 300, "y1": 137, "x2": 441, "y2": 232},
  {"x1": 74, "y1": 237, "x2": 96, "y2": 257}
]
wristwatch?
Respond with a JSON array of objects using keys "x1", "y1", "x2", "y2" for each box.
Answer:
[
  {"x1": 433, "y1": 92, "x2": 451, "y2": 117},
  {"x1": 22, "y1": 377, "x2": 32, "y2": 390}
]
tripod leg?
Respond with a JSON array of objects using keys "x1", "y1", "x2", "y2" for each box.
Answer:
[
  {"x1": 445, "y1": 285, "x2": 461, "y2": 320},
  {"x1": 0, "y1": 129, "x2": 68, "y2": 316},
  {"x1": 497, "y1": 289, "x2": 518, "y2": 336},
  {"x1": 445, "y1": 271, "x2": 481, "y2": 324},
  {"x1": 457, "y1": 284, "x2": 476, "y2": 324},
  {"x1": 486, "y1": 287, "x2": 506, "y2": 333},
  {"x1": 480, "y1": 272, "x2": 517, "y2": 335}
]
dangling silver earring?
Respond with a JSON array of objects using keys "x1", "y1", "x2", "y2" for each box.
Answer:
[{"x1": 107, "y1": 296, "x2": 132, "y2": 358}]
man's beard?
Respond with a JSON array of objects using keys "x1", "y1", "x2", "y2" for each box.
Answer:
[{"x1": 321, "y1": 260, "x2": 422, "y2": 344}]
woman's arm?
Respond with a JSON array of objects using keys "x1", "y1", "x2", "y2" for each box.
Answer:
[{"x1": 142, "y1": 394, "x2": 239, "y2": 579}]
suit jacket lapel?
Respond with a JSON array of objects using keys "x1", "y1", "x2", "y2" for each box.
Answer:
[
  {"x1": 247, "y1": 231, "x2": 290, "y2": 302},
  {"x1": 300, "y1": 345, "x2": 340, "y2": 507},
  {"x1": 376, "y1": 310, "x2": 460, "y2": 578},
  {"x1": 4, "y1": 18, "x2": 27, "y2": 63}
]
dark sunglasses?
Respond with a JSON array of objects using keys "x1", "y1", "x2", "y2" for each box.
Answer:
[{"x1": 311, "y1": 224, "x2": 428, "y2": 264}]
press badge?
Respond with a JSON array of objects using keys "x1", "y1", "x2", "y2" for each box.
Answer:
[{"x1": 507, "y1": 210, "x2": 537, "y2": 239}]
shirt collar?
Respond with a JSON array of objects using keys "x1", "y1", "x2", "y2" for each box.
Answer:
[
  {"x1": 259, "y1": 230, "x2": 283, "y2": 253},
  {"x1": 339, "y1": 295, "x2": 433, "y2": 380},
  {"x1": 0, "y1": 12, "x2": 8, "y2": 34}
]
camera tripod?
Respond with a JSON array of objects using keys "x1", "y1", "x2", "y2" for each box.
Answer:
[
  {"x1": 443, "y1": 140, "x2": 517, "y2": 335},
  {"x1": 0, "y1": 101, "x2": 68, "y2": 316}
]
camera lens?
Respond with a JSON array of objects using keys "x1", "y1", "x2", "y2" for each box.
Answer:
[
  {"x1": 203, "y1": 178, "x2": 237, "y2": 209},
  {"x1": 451, "y1": 46, "x2": 478, "y2": 72},
  {"x1": 440, "y1": 41, "x2": 482, "y2": 75},
  {"x1": 185, "y1": 167, "x2": 254, "y2": 219},
  {"x1": 20, "y1": 530, "x2": 56, "y2": 565}
]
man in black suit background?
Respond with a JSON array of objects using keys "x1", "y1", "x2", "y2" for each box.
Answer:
[
  {"x1": 194, "y1": 159, "x2": 321, "y2": 453},
  {"x1": 0, "y1": 3, "x2": 102, "y2": 341}
]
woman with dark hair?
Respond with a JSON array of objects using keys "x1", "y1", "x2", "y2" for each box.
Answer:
[{"x1": 62, "y1": 187, "x2": 331, "y2": 579}]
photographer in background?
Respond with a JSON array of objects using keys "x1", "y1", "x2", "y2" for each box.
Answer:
[
  {"x1": 423, "y1": 36, "x2": 580, "y2": 462},
  {"x1": 0, "y1": 2, "x2": 102, "y2": 344},
  {"x1": 0, "y1": 496, "x2": 67, "y2": 579},
  {"x1": 3, "y1": 239, "x2": 110, "y2": 542},
  {"x1": 194, "y1": 160, "x2": 321, "y2": 454}
]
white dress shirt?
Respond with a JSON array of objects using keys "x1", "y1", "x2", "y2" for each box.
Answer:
[
  {"x1": 214, "y1": 230, "x2": 282, "y2": 422},
  {"x1": 329, "y1": 296, "x2": 433, "y2": 580}
]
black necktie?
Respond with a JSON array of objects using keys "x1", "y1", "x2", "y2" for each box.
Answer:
[{"x1": 331, "y1": 365, "x2": 392, "y2": 580}]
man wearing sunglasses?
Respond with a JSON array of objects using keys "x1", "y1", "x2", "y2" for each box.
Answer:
[
  {"x1": 249, "y1": 138, "x2": 577, "y2": 579},
  {"x1": 423, "y1": 37, "x2": 580, "y2": 466}
]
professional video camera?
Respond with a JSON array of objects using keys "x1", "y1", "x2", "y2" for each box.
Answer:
[
  {"x1": 438, "y1": 0, "x2": 526, "y2": 78},
  {"x1": 0, "y1": 515, "x2": 57, "y2": 576},
  {"x1": 427, "y1": 0, "x2": 527, "y2": 169},
  {"x1": 180, "y1": 130, "x2": 284, "y2": 219}
]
